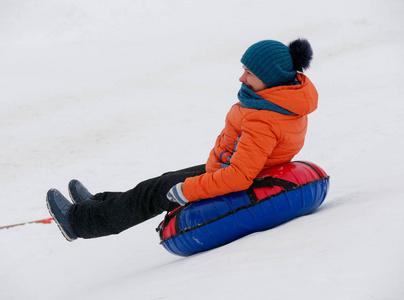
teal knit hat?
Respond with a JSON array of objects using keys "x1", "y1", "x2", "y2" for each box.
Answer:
[{"x1": 241, "y1": 40, "x2": 296, "y2": 89}]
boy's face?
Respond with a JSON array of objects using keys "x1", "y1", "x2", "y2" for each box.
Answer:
[{"x1": 239, "y1": 66, "x2": 268, "y2": 92}]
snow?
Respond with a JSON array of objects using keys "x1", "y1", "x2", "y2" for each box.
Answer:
[{"x1": 1, "y1": 0, "x2": 403, "y2": 299}]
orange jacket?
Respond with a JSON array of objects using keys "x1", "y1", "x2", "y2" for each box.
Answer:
[{"x1": 183, "y1": 73, "x2": 318, "y2": 201}]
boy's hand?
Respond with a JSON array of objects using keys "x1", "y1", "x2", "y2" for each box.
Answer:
[{"x1": 167, "y1": 182, "x2": 189, "y2": 206}]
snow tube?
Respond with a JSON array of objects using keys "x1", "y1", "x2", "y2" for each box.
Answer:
[{"x1": 157, "y1": 161, "x2": 329, "y2": 256}]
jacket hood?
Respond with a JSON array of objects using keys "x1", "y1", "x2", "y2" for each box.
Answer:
[{"x1": 256, "y1": 73, "x2": 318, "y2": 116}]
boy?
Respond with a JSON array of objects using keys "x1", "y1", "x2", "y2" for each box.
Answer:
[{"x1": 47, "y1": 38, "x2": 318, "y2": 241}]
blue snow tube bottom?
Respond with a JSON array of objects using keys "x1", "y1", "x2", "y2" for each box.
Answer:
[{"x1": 157, "y1": 161, "x2": 330, "y2": 256}]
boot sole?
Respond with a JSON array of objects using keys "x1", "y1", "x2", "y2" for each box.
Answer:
[
  {"x1": 68, "y1": 187, "x2": 78, "y2": 204},
  {"x1": 68, "y1": 180, "x2": 80, "y2": 204}
]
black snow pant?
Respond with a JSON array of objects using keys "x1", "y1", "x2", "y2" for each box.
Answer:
[{"x1": 69, "y1": 164, "x2": 206, "y2": 239}]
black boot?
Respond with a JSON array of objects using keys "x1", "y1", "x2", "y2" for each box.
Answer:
[
  {"x1": 68, "y1": 180, "x2": 94, "y2": 204},
  {"x1": 46, "y1": 189, "x2": 78, "y2": 242}
]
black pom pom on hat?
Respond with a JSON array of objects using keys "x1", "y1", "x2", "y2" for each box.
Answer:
[{"x1": 288, "y1": 38, "x2": 313, "y2": 72}]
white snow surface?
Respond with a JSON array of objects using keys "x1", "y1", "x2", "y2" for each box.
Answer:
[{"x1": 1, "y1": 0, "x2": 403, "y2": 299}]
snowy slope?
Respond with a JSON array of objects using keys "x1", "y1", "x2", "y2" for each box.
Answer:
[{"x1": 1, "y1": 0, "x2": 403, "y2": 299}]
